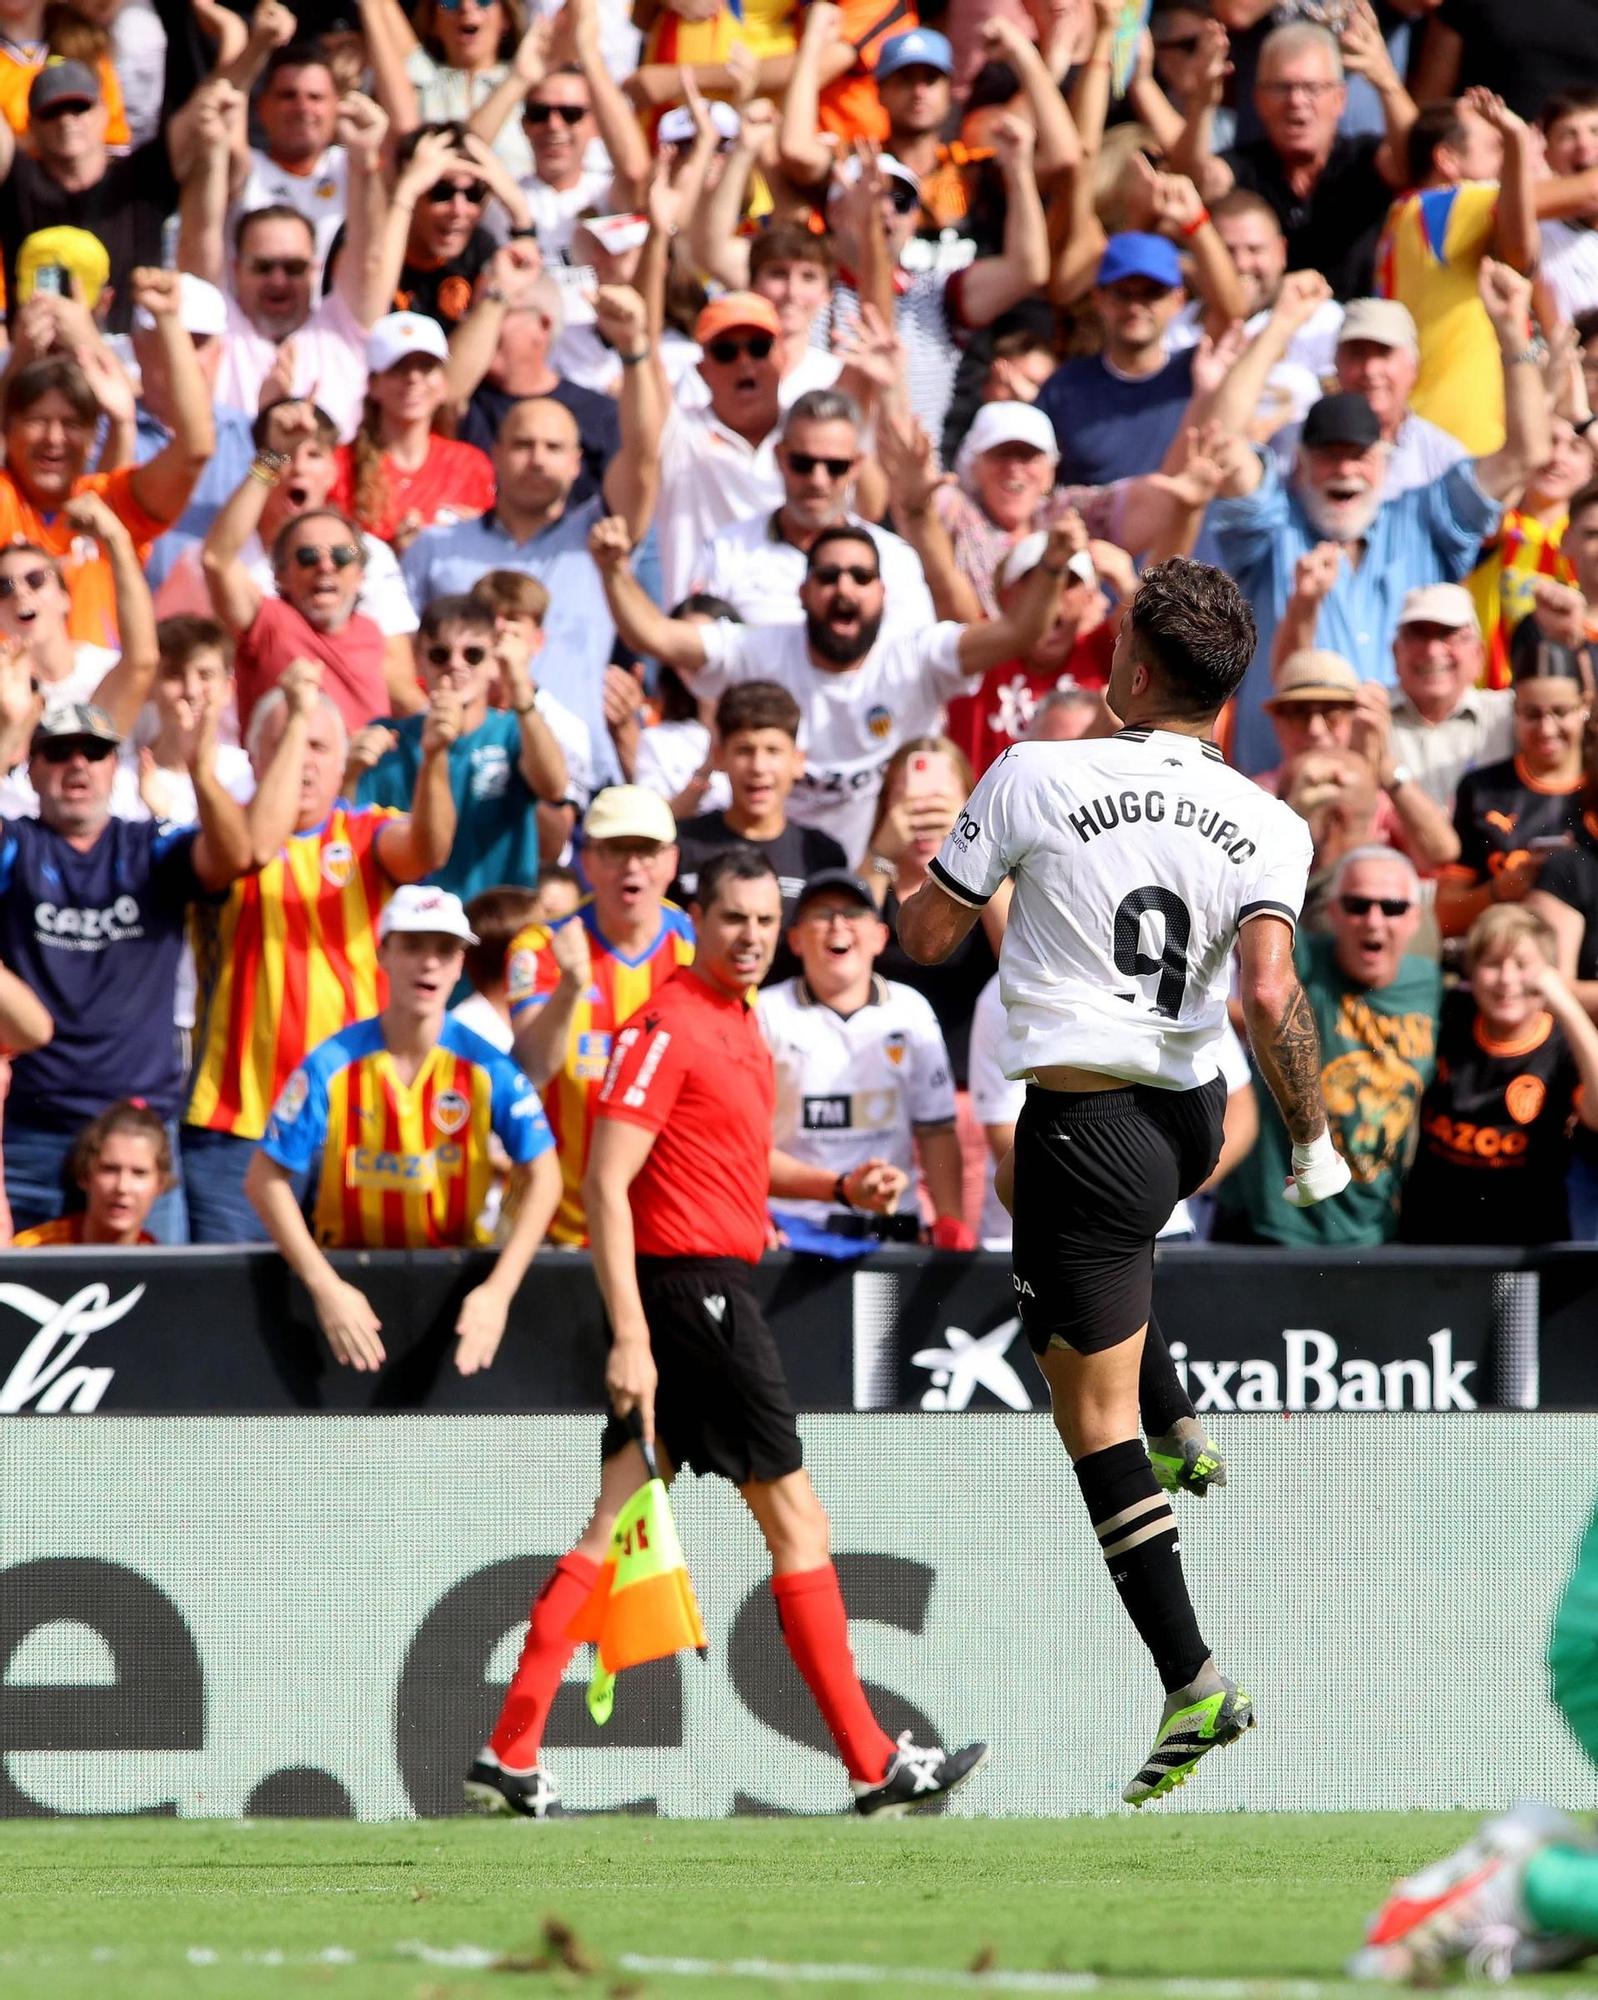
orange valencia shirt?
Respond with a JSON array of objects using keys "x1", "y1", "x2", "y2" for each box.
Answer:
[{"x1": 0, "y1": 466, "x2": 170, "y2": 650}]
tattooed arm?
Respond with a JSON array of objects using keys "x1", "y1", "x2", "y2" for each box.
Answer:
[{"x1": 1237, "y1": 915, "x2": 1351, "y2": 1206}]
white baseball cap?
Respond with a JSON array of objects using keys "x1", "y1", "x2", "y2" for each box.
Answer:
[
  {"x1": 1337, "y1": 298, "x2": 1418, "y2": 357},
  {"x1": 954, "y1": 400, "x2": 1060, "y2": 484},
  {"x1": 378, "y1": 883, "x2": 478, "y2": 945},
  {"x1": 997, "y1": 531, "x2": 1095, "y2": 592},
  {"x1": 1397, "y1": 582, "x2": 1480, "y2": 632},
  {"x1": 658, "y1": 100, "x2": 740, "y2": 146},
  {"x1": 133, "y1": 272, "x2": 227, "y2": 339},
  {"x1": 366, "y1": 311, "x2": 450, "y2": 375}
]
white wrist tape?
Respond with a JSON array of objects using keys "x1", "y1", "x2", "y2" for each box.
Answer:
[{"x1": 1283, "y1": 1130, "x2": 1352, "y2": 1208}]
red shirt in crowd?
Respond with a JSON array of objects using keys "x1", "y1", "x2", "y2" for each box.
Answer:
[
  {"x1": 944, "y1": 624, "x2": 1115, "y2": 777},
  {"x1": 330, "y1": 436, "x2": 496, "y2": 544},
  {"x1": 595, "y1": 967, "x2": 776, "y2": 1264},
  {"x1": 234, "y1": 595, "x2": 389, "y2": 737}
]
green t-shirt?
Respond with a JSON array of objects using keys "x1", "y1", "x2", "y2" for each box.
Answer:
[{"x1": 1219, "y1": 934, "x2": 1442, "y2": 1247}]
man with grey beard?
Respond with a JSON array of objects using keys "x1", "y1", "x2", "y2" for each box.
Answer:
[{"x1": 1207, "y1": 258, "x2": 1549, "y2": 775}]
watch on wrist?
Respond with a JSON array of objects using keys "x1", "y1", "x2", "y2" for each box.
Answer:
[
  {"x1": 1385, "y1": 763, "x2": 1414, "y2": 792},
  {"x1": 866, "y1": 852, "x2": 896, "y2": 878},
  {"x1": 833, "y1": 1170, "x2": 854, "y2": 1210}
]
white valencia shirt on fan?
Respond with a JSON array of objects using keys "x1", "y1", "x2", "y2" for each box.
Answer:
[
  {"x1": 757, "y1": 974, "x2": 957, "y2": 1224},
  {"x1": 684, "y1": 620, "x2": 980, "y2": 864},
  {"x1": 931, "y1": 727, "x2": 1313, "y2": 1089}
]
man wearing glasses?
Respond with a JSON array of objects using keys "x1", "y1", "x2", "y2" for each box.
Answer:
[
  {"x1": 350, "y1": 592, "x2": 575, "y2": 900},
  {"x1": 686, "y1": 388, "x2": 934, "y2": 631},
  {"x1": 1216, "y1": 845, "x2": 1439, "y2": 1248},
  {"x1": 202, "y1": 403, "x2": 422, "y2": 733},
  {"x1": 381, "y1": 122, "x2": 533, "y2": 331},
  {"x1": 0, "y1": 697, "x2": 252, "y2": 1242},
  {"x1": 1194, "y1": 17, "x2": 1418, "y2": 300}
]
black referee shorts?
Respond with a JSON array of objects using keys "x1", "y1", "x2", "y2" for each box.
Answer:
[
  {"x1": 599, "y1": 1256, "x2": 804, "y2": 1486},
  {"x1": 1011, "y1": 1076, "x2": 1228, "y2": 1357}
]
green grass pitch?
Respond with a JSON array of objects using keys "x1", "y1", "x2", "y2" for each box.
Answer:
[{"x1": 8, "y1": 1814, "x2": 1598, "y2": 2000}]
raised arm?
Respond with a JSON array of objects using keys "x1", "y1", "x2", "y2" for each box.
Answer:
[
  {"x1": 980, "y1": 15, "x2": 1083, "y2": 183},
  {"x1": 1339, "y1": 0, "x2": 1418, "y2": 191},
  {"x1": 1167, "y1": 18, "x2": 1233, "y2": 196},
  {"x1": 125, "y1": 268, "x2": 215, "y2": 527},
  {"x1": 245, "y1": 658, "x2": 324, "y2": 863},
  {"x1": 589, "y1": 517, "x2": 708, "y2": 671},
  {"x1": 466, "y1": 15, "x2": 551, "y2": 149},
  {"x1": 445, "y1": 239, "x2": 542, "y2": 416},
  {"x1": 1474, "y1": 260, "x2": 1552, "y2": 504},
  {"x1": 956, "y1": 521, "x2": 1071, "y2": 675},
  {"x1": 1270, "y1": 542, "x2": 1342, "y2": 673},
  {"x1": 202, "y1": 402, "x2": 318, "y2": 636},
  {"x1": 65, "y1": 495, "x2": 159, "y2": 736},
  {"x1": 218, "y1": 0, "x2": 298, "y2": 98},
  {"x1": 1199, "y1": 269, "x2": 1333, "y2": 439},
  {"x1": 597, "y1": 285, "x2": 662, "y2": 544},
  {"x1": 373, "y1": 688, "x2": 462, "y2": 880},
  {"x1": 183, "y1": 679, "x2": 254, "y2": 891},
  {"x1": 333, "y1": 92, "x2": 397, "y2": 330},
  {"x1": 357, "y1": 0, "x2": 421, "y2": 139},
  {"x1": 0, "y1": 960, "x2": 50, "y2": 1059},
  {"x1": 572, "y1": 0, "x2": 649, "y2": 197},
  {"x1": 1151, "y1": 171, "x2": 1246, "y2": 332},
  {"x1": 1237, "y1": 912, "x2": 1350, "y2": 1204},
  {"x1": 957, "y1": 118, "x2": 1050, "y2": 329},
  {"x1": 778, "y1": 0, "x2": 846, "y2": 189},
  {"x1": 879, "y1": 418, "x2": 983, "y2": 624},
  {"x1": 176, "y1": 77, "x2": 245, "y2": 285},
  {"x1": 688, "y1": 100, "x2": 768, "y2": 289},
  {"x1": 1468, "y1": 89, "x2": 1539, "y2": 274}
]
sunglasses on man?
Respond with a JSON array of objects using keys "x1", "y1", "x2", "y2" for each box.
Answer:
[
  {"x1": 425, "y1": 643, "x2": 489, "y2": 668},
  {"x1": 1338, "y1": 896, "x2": 1412, "y2": 918},
  {"x1": 525, "y1": 101, "x2": 587, "y2": 125},
  {"x1": 810, "y1": 562, "x2": 879, "y2": 588},
  {"x1": 705, "y1": 333, "x2": 774, "y2": 364},
  {"x1": 247, "y1": 256, "x2": 312, "y2": 279},
  {"x1": 38, "y1": 737, "x2": 114, "y2": 764},
  {"x1": 426, "y1": 179, "x2": 489, "y2": 205},
  {"x1": 1155, "y1": 32, "x2": 1203, "y2": 54},
  {"x1": 887, "y1": 180, "x2": 919, "y2": 215},
  {"x1": 787, "y1": 451, "x2": 855, "y2": 479},
  {"x1": 291, "y1": 544, "x2": 361, "y2": 571},
  {"x1": 0, "y1": 567, "x2": 53, "y2": 599}
]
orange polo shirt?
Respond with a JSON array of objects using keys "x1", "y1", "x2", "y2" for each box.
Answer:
[{"x1": 0, "y1": 466, "x2": 169, "y2": 650}]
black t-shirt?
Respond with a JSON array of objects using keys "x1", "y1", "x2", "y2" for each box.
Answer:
[
  {"x1": 1448, "y1": 756, "x2": 1586, "y2": 883},
  {"x1": 0, "y1": 144, "x2": 178, "y2": 334},
  {"x1": 1439, "y1": 0, "x2": 1598, "y2": 121},
  {"x1": 461, "y1": 376, "x2": 619, "y2": 506},
  {"x1": 1221, "y1": 132, "x2": 1391, "y2": 300},
  {"x1": 394, "y1": 227, "x2": 497, "y2": 330},
  {"x1": 671, "y1": 811, "x2": 847, "y2": 988},
  {"x1": 1401, "y1": 989, "x2": 1580, "y2": 1244},
  {"x1": 1539, "y1": 811, "x2": 1598, "y2": 981},
  {"x1": 876, "y1": 882, "x2": 997, "y2": 1087}
]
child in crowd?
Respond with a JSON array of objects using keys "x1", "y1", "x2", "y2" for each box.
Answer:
[{"x1": 13, "y1": 1099, "x2": 171, "y2": 1247}]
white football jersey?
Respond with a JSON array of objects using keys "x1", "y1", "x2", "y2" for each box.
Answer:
[
  {"x1": 931, "y1": 727, "x2": 1313, "y2": 1090},
  {"x1": 757, "y1": 975, "x2": 956, "y2": 1222},
  {"x1": 689, "y1": 620, "x2": 980, "y2": 863}
]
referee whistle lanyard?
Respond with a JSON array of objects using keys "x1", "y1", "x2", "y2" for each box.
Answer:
[{"x1": 566, "y1": 1413, "x2": 709, "y2": 1725}]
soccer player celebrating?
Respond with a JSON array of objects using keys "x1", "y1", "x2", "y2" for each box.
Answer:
[
  {"x1": 471, "y1": 850, "x2": 983, "y2": 1821},
  {"x1": 898, "y1": 558, "x2": 1352, "y2": 1806},
  {"x1": 246, "y1": 885, "x2": 560, "y2": 1375}
]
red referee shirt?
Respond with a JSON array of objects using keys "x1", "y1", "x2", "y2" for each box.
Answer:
[{"x1": 595, "y1": 967, "x2": 775, "y2": 1264}]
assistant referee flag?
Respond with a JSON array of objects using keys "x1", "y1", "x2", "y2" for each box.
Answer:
[{"x1": 567, "y1": 1473, "x2": 707, "y2": 1723}]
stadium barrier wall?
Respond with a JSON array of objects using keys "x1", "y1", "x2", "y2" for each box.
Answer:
[
  {"x1": 0, "y1": 1243, "x2": 1582, "y2": 1415},
  {"x1": 2, "y1": 1413, "x2": 1590, "y2": 1820}
]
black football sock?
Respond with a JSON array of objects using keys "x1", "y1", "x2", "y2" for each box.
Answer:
[
  {"x1": 1074, "y1": 1438, "x2": 1209, "y2": 1694},
  {"x1": 1139, "y1": 1313, "x2": 1196, "y2": 1437}
]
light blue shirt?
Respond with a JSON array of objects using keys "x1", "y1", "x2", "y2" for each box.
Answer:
[
  {"x1": 135, "y1": 406, "x2": 258, "y2": 592},
  {"x1": 1211, "y1": 453, "x2": 1501, "y2": 775},
  {"x1": 401, "y1": 495, "x2": 621, "y2": 788},
  {"x1": 1268, "y1": 409, "x2": 1469, "y2": 499}
]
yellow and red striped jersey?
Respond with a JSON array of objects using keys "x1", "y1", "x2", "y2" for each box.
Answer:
[
  {"x1": 11, "y1": 1215, "x2": 155, "y2": 1247},
  {"x1": 260, "y1": 1014, "x2": 553, "y2": 1249},
  {"x1": 506, "y1": 898, "x2": 695, "y2": 1244},
  {"x1": 186, "y1": 804, "x2": 403, "y2": 1142}
]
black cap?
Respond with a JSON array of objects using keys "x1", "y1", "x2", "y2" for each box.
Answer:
[
  {"x1": 30, "y1": 702, "x2": 120, "y2": 751},
  {"x1": 1509, "y1": 617, "x2": 1591, "y2": 688},
  {"x1": 794, "y1": 869, "x2": 877, "y2": 914},
  {"x1": 29, "y1": 59, "x2": 99, "y2": 115},
  {"x1": 1301, "y1": 392, "x2": 1381, "y2": 451}
]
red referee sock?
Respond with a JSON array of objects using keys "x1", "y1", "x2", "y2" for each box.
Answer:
[
  {"x1": 771, "y1": 1564, "x2": 897, "y2": 1786},
  {"x1": 487, "y1": 1552, "x2": 599, "y2": 1772}
]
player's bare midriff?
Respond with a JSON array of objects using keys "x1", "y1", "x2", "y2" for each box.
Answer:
[{"x1": 1026, "y1": 1065, "x2": 1126, "y2": 1094}]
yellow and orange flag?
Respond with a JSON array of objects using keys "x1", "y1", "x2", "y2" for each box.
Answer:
[{"x1": 567, "y1": 1473, "x2": 708, "y2": 1725}]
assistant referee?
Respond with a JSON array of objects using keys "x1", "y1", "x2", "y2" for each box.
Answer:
[{"x1": 467, "y1": 848, "x2": 986, "y2": 1821}]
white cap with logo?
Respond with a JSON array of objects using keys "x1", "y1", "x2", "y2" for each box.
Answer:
[
  {"x1": 367, "y1": 311, "x2": 451, "y2": 375},
  {"x1": 378, "y1": 883, "x2": 479, "y2": 945}
]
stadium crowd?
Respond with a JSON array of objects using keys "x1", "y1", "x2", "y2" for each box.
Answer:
[{"x1": 3, "y1": 0, "x2": 1598, "y2": 1266}]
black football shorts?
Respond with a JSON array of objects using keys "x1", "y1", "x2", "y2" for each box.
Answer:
[
  {"x1": 599, "y1": 1256, "x2": 804, "y2": 1485},
  {"x1": 1011, "y1": 1076, "x2": 1228, "y2": 1356}
]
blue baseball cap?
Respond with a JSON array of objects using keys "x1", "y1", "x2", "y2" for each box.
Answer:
[
  {"x1": 876, "y1": 28, "x2": 954, "y2": 81},
  {"x1": 1096, "y1": 232, "x2": 1183, "y2": 291}
]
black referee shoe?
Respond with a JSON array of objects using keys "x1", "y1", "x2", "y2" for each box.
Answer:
[
  {"x1": 851, "y1": 1732, "x2": 989, "y2": 1818},
  {"x1": 463, "y1": 1750, "x2": 564, "y2": 1819}
]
